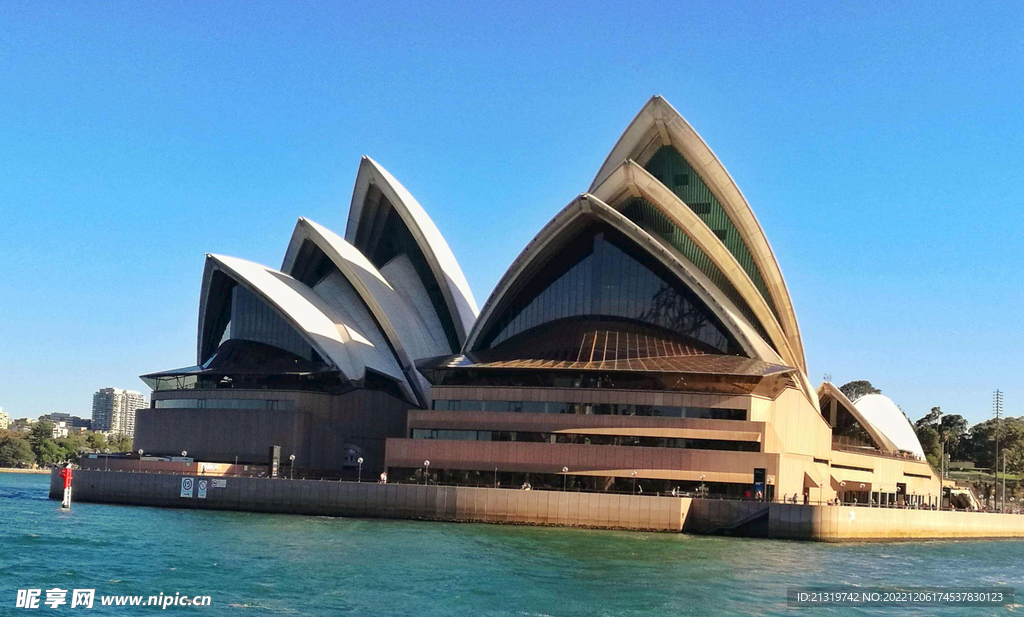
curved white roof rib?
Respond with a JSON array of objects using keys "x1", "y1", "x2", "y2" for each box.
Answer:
[
  {"x1": 589, "y1": 95, "x2": 807, "y2": 374},
  {"x1": 591, "y1": 160, "x2": 818, "y2": 408},
  {"x1": 345, "y1": 156, "x2": 478, "y2": 348},
  {"x1": 463, "y1": 193, "x2": 781, "y2": 365},
  {"x1": 852, "y1": 393, "x2": 926, "y2": 459},
  {"x1": 197, "y1": 253, "x2": 417, "y2": 404},
  {"x1": 281, "y1": 217, "x2": 450, "y2": 403},
  {"x1": 817, "y1": 382, "x2": 898, "y2": 453}
]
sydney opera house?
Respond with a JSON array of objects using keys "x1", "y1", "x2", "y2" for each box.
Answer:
[{"x1": 136, "y1": 96, "x2": 941, "y2": 507}]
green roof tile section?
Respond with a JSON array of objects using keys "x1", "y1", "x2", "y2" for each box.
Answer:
[
  {"x1": 620, "y1": 197, "x2": 776, "y2": 352},
  {"x1": 643, "y1": 146, "x2": 780, "y2": 323}
]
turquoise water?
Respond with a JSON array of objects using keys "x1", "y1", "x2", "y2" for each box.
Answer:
[{"x1": 1, "y1": 473, "x2": 1022, "y2": 616}]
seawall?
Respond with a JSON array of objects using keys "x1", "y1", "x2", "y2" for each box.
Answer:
[{"x1": 51, "y1": 469, "x2": 1024, "y2": 541}]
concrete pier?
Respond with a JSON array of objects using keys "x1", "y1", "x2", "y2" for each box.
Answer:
[{"x1": 51, "y1": 469, "x2": 1024, "y2": 541}]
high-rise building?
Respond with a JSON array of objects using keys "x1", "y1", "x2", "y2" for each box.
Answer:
[
  {"x1": 91, "y1": 388, "x2": 146, "y2": 436},
  {"x1": 0, "y1": 409, "x2": 9, "y2": 431}
]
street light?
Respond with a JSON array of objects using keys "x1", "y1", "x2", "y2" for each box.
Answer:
[
  {"x1": 423, "y1": 460, "x2": 430, "y2": 485},
  {"x1": 357, "y1": 457, "x2": 364, "y2": 483},
  {"x1": 840, "y1": 481, "x2": 847, "y2": 505},
  {"x1": 631, "y1": 470, "x2": 637, "y2": 495},
  {"x1": 699, "y1": 474, "x2": 707, "y2": 498},
  {"x1": 289, "y1": 454, "x2": 296, "y2": 480},
  {"x1": 562, "y1": 466, "x2": 569, "y2": 491},
  {"x1": 137, "y1": 449, "x2": 144, "y2": 472}
]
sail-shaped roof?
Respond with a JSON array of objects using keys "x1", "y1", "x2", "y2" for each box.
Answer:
[
  {"x1": 590, "y1": 96, "x2": 806, "y2": 374},
  {"x1": 345, "y1": 157, "x2": 478, "y2": 353}
]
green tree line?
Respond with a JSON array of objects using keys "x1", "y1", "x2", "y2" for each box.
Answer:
[{"x1": 0, "y1": 421, "x2": 133, "y2": 468}]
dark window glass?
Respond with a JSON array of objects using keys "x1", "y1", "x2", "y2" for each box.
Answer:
[
  {"x1": 643, "y1": 145, "x2": 780, "y2": 324},
  {"x1": 479, "y1": 224, "x2": 741, "y2": 354},
  {"x1": 411, "y1": 428, "x2": 758, "y2": 451},
  {"x1": 673, "y1": 173, "x2": 689, "y2": 186},
  {"x1": 617, "y1": 197, "x2": 774, "y2": 350},
  {"x1": 203, "y1": 280, "x2": 316, "y2": 364},
  {"x1": 427, "y1": 399, "x2": 746, "y2": 421},
  {"x1": 832, "y1": 406, "x2": 878, "y2": 450}
]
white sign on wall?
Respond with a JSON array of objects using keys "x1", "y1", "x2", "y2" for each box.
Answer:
[
  {"x1": 197, "y1": 479, "x2": 208, "y2": 499},
  {"x1": 180, "y1": 477, "x2": 194, "y2": 498},
  {"x1": 212, "y1": 479, "x2": 227, "y2": 488}
]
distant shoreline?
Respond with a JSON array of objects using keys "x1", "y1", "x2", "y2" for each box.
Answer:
[{"x1": 0, "y1": 468, "x2": 50, "y2": 475}]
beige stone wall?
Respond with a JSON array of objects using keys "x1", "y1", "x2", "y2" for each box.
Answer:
[
  {"x1": 53, "y1": 469, "x2": 687, "y2": 532},
  {"x1": 831, "y1": 450, "x2": 941, "y2": 499},
  {"x1": 54, "y1": 469, "x2": 1024, "y2": 541},
  {"x1": 754, "y1": 388, "x2": 832, "y2": 460},
  {"x1": 386, "y1": 437, "x2": 779, "y2": 485}
]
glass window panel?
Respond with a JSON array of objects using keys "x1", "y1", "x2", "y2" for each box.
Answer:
[{"x1": 479, "y1": 225, "x2": 741, "y2": 354}]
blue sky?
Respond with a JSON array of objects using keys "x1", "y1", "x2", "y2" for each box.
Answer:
[{"x1": 0, "y1": 2, "x2": 1020, "y2": 424}]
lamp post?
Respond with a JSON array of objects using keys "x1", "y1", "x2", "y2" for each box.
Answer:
[
  {"x1": 423, "y1": 460, "x2": 430, "y2": 485},
  {"x1": 137, "y1": 449, "x2": 144, "y2": 472},
  {"x1": 1002, "y1": 451, "x2": 1007, "y2": 512},
  {"x1": 494, "y1": 467, "x2": 498, "y2": 488},
  {"x1": 562, "y1": 467, "x2": 569, "y2": 491},
  {"x1": 699, "y1": 474, "x2": 706, "y2": 498},
  {"x1": 631, "y1": 470, "x2": 637, "y2": 495},
  {"x1": 840, "y1": 481, "x2": 847, "y2": 505},
  {"x1": 289, "y1": 454, "x2": 296, "y2": 480},
  {"x1": 357, "y1": 457, "x2": 364, "y2": 483}
]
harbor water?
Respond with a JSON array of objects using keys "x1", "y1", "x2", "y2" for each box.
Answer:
[{"x1": 1, "y1": 472, "x2": 1021, "y2": 615}]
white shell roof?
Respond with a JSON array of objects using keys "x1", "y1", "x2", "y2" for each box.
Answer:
[
  {"x1": 852, "y1": 394, "x2": 926, "y2": 459},
  {"x1": 200, "y1": 254, "x2": 416, "y2": 403},
  {"x1": 281, "y1": 217, "x2": 450, "y2": 403},
  {"x1": 345, "y1": 156, "x2": 478, "y2": 342}
]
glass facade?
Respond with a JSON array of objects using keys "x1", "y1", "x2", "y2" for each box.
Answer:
[
  {"x1": 619, "y1": 197, "x2": 774, "y2": 349},
  {"x1": 478, "y1": 223, "x2": 742, "y2": 354},
  {"x1": 202, "y1": 275, "x2": 319, "y2": 365},
  {"x1": 423, "y1": 368, "x2": 794, "y2": 398},
  {"x1": 410, "y1": 429, "x2": 759, "y2": 451},
  {"x1": 154, "y1": 398, "x2": 295, "y2": 410},
  {"x1": 643, "y1": 146, "x2": 780, "y2": 323},
  {"x1": 830, "y1": 405, "x2": 878, "y2": 451},
  {"x1": 431, "y1": 398, "x2": 747, "y2": 420}
]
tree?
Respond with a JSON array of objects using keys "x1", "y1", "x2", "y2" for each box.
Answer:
[
  {"x1": 939, "y1": 414, "x2": 969, "y2": 460},
  {"x1": 86, "y1": 431, "x2": 108, "y2": 451},
  {"x1": 839, "y1": 380, "x2": 880, "y2": 402},
  {"x1": 0, "y1": 432, "x2": 36, "y2": 468},
  {"x1": 915, "y1": 406, "x2": 943, "y2": 428},
  {"x1": 57, "y1": 433, "x2": 89, "y2": 463},
  {"x1": 28, "y1": 421, "x2": 55, "y2": 447},
  {"x1": 966, "y1": 417, "x2": 1024, "y2": 471},
  {"x1": 35, "y1": 439, "x2": 65, "y2": 466},
  {"x1": 27, "y1": 421, "x2": 60, "y2": 466},
  {"x1": 915, "y1": 424, "x2": 941, "y2": 468},
  {"x1": 108, "y1": 434, "x2": 134, "y2": 452}
]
